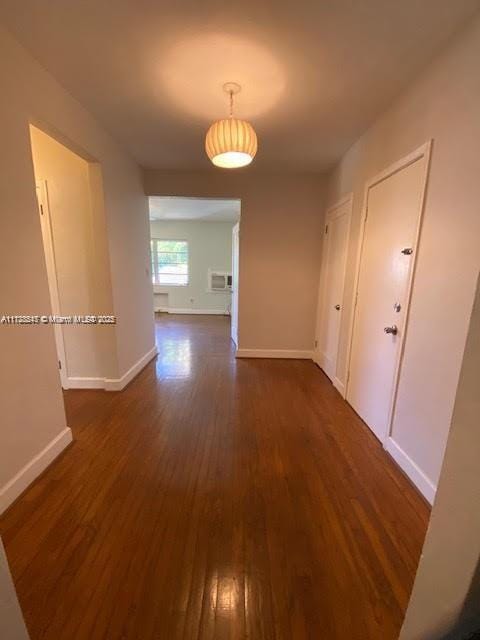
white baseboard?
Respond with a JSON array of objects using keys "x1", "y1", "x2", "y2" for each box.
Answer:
[
  {"x1": 384, "y1": 437, "x2": 436, "y2": 505},
  {"x1": 67, "y1": 377, "x2": 105, "y2": 389},
  {"x1": 312, "y1": 352, "x2": 346, "y2": 398},
  {"x1": 104, "y1": 345, "x2": 157, "y2": 391},
  {"x1": 333, "y1": 377, "x2": 346, "y2": 397},
  {"x1": 236, "y1": 349, "x2": 314, "y2": 359},
  {"x1": 65, "y1": 346, "x2": 158, "y2": 391},
  {"x1": 156, "y1": 307, "x2": 228, "y2": 315},
  {"x1": 0, "y1": 427, "x2": 73, "y2": 515}
]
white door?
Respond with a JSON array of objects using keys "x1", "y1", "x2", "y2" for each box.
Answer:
[
  {"x1": 347, "y1": 144, "x2": 430, "y2": 442},
  {"x1": 315, "y1": 197, "x2": 351, "y2": 386},
  {"x1": 231, "y1": 222, "x2": 239, "y2": 346},
  {"x1": 36, "y1": 181, "x2": 69, "y2": 389}
]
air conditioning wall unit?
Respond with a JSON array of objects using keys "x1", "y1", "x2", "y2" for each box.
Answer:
[{"x1": 208, "y1": 269, "x2": 232, "y2": 292}]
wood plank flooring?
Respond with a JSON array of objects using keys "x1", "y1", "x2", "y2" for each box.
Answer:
[{"x1": 0, "y1": 314, "x2": 430, "y2": 640}]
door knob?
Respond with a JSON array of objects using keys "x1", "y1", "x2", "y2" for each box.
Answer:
[
  {"x1": 384, "y1": 325, "x2": 398, "y2": 335},
  {"x1": 334, "y1": 304, "x2": 341, "y2": 311}
]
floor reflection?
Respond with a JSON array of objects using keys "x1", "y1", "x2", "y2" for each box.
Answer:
[
  {"x1": 155, "y1": 337, "x2": 192, "y2": 379},
  {"x1": 208, "y1": 573, "x2": 244, "y2": 618},
  {"x1": 153, "y1": 314, "x2": 236, "y2": 381}
]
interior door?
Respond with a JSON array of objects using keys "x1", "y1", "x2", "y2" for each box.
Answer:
[
  {"x1": 36, "y1": 181, "x2": 69, "y2": 389},
  {"x1": 347, "y1": 151, "x2": 428, "y2": 442},
  {"x1": 231, "y1": 222, "x2": 239, "y2": 346},
  {"x1": 315, "y1": 199, "x2": 351, "y2": 385}
]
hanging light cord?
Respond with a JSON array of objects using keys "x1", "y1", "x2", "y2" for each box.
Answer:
[{"x1": 229, "y1": 90, "x2": 234, "y2": 119}]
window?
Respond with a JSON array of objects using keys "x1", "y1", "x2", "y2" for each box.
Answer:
[{"x1": 150, "y1": 239, "x2": 189, "y2": 286}]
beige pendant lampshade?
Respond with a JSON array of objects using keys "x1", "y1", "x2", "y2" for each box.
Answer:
[
  {"x1": 205, "y1": 118, "x2": 258, "y2": 168},
  {"x1": 205, "y1": 83, "x2": 258, "y2": 169}
]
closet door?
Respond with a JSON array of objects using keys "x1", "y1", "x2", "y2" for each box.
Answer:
[
  {"x1": 315, "y1": 197, "x2": 351, "y2": 388},
  {"x1": 347, "y1": 145, "x2": 430, "y2": 442}
]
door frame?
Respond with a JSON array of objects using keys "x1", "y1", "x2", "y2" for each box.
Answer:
[
  {"x1": 314, "y1": 193, "x2": 353, "y2": 397},
  {"x1": 344, "y1": 140, "x2": 432, "y2": 443},
  {"x1": 231, "y1": 221, "x2": 240, "y2": 348},
  {"x1": 36, "y1": 180, "x2": 69, "y2": 389}
]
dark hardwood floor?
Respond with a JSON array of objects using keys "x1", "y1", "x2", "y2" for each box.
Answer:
[{"x1": 0, "y1": 313, "x2": 430, "y2": 640}]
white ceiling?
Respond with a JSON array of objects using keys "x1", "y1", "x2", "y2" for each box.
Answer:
[
  {"x1": 149, "y1": 197, "x2": 240, "y2": 222},
  {"x1": 1, "y1": 0, "x2": 478, "y2": 172}
]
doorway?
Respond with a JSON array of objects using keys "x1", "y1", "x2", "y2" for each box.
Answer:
[
  {"x1": 30, "y1": 125, "x2": 113, "y2": 390},
  {"x1": 346, "y1": 142, "x2": 431, "y2": 443},
  {"x1": 314, "y1": 195, "x2": 352, "y2": 393},
  {"x1": 148, "y1": 196, "x2": 241, "y2": 352}
]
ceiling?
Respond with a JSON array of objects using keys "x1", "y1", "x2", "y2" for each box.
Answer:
[
  {"x1": 149, "y1": 197, "x2": 240, "y2": 222},
  {"x1": 1, "y1": 0, "x2": 478, "y2": 172}
]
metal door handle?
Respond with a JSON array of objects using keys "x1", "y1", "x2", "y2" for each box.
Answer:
[
  {"x1": 384, "y1": 325, "x2": 398, "y2": 335},
  {"x1": 334, "y1": 304, "x2": 341, "y2": 311}
]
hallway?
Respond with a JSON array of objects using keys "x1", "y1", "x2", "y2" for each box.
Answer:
[{"x1": 0, "y1": 314, "x2": 430, "y2": 640}]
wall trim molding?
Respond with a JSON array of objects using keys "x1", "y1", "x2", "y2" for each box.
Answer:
[
  {"x1": 155, "y1": 307, "x2": 228, "y2": 315},
  {"x1": 333, "y1": 377, "x2": 346, "y2": 397},
  {"x1": 104, "y1": 345, "x2": 158, "y2": 391},
  {"x1": 385, "y1": 436, "x2": 436, "y2": 505},
  {"x1": 67, "y1": 376, "x2": 105, "y2": 389},
  {"x1": 65, "y1": 346, "x2": 158, "y2": 391},
  {"x1": 0, "y1": 427, "x2": 73, "y2": 515},
  {"x1": 236, "y1": 349, "x2": 314, "y2": 360},
  {"x1": 313, "y1": 360, "x2": 346, "y2": 398}
]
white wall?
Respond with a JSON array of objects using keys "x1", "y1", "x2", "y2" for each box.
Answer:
[
  {"x1": 150, "y1": 220, "x2": 234, "y2": 313},
  {"x1": 324, "y1": 15, "x2": 480, "y2": 498},
  {"x1": 0, "y1": 540, "x2": 29, "y2": 640},
  {"x1": 144, "y1": 171, "x2": 326, "y2": 353},
  {"x1": 0, "y1": 25, "x2": 154, "y2": 512},
  {"x1": 400, "y1": 274, "x2": 480, "y2": 640}
]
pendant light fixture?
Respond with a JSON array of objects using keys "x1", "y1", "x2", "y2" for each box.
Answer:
[{"x1": 205, "y1": 83, "x2": 258, "y2": 169}]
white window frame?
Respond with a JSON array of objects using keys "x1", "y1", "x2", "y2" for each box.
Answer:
[{"x1": 150, "y1": 238, "x2": 189, "y2": 287}]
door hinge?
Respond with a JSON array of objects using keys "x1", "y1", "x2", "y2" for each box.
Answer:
[
  {"x1": 40, "y1": 204, "x2": 44, "y2": 216},
  {"x1": 58, "y1": 360, "x2": 62, "y2": 370},
  {"x1": 314, "y1": 339, "x2": 318, "y2": 348},
  {"x1": 325, "y1": 224, "x2": 328, "y2": 235}
]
